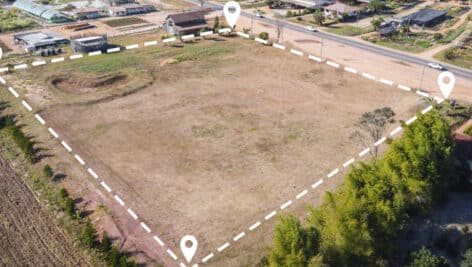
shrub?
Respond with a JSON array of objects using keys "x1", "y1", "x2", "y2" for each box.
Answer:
[
  {"x1": 9, "y1": 125, "x2": 33, "y2": 162},
  {"x1": 64, "y1": 197, "x2": 76, "y2": 219},
  {"x1": 43, "y1": 164, "x2": 53, "y2": 178},
  {"x1": 407, "y1": 247, "x2": 449, "y2": 267},
  {"x1": 79, "y1": 220, "x2": 96, "y2": 248},
  {"x1": 100, "y1": 232, "x2": 112, "y2": 253},
  {"x1": 444, "y1": 48, "x2": 457, "y2": 60},
  {"x1": 286, "y1": 10, "x2": 293, "y2": 17},
  {"x1": 464, "y1": 125, "x2": 472, "y2": 136},
  {"x1": 259, "y1": 32, "x2": 269, "y2": 40},
  {"x1": 434, "y1": 33, "x2": 443, "y2": 41}
]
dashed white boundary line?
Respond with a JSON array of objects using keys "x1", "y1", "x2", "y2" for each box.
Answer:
[{"x1": 0, "y1": 32, "x2": 444, "y2": 265}]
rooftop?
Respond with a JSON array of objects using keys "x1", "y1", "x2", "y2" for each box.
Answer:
[
  {"x1": 402, "y1": 8, "x2": 447, "y2": 24},
  {"x1": 12, "y1": 0, "x2": 68, "y2": 20},
  {"x1": 13, "y1": 31, "x2": 68, "y2": 48},
  {"x1": 324, "y1": 2, "x2": 363, "y2": 13},
  {"x1": 167, "y1": 10, "x2": 205, "y2": 25}
]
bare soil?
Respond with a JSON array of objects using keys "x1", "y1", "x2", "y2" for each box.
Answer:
[{"x1": 13, "y1": 37, "x2": 425, "y2": 266}]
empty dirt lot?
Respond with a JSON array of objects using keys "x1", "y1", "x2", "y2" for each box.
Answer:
[{"x1": 10, "y1": 37, "x2": 426, "y2": 266}]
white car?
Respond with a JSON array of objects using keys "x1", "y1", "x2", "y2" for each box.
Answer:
[
  {"x1": 304, "y1": 25, "x2": 316, "y2": 32},
  {"x1": 427, "y1": 62, "x2": 444, "y2": 70},
  {"x1": 255, "y1": 12, "x2": 263, "y2": 18}
]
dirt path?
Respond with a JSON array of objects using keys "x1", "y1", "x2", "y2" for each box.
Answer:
[{"x1": 0, "y1": 151, "x2": 88, "y2": 266}]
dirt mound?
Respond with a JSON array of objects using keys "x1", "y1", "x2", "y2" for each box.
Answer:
[{"x1": 50, "y1": 73, "x2": 128, "y2": 95}]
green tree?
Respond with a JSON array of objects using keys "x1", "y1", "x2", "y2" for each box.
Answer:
[
  {"x1": 313, "y1": 10, "x2": 325, "y2": 26},
  {"x1": 64, "y1": 197, "x2": 76, "y2": 218},
  {"x1": 100, "y1": 232, "x2": 112, "y2": 254},
  {"x1": 371, "y1": 17, "x2": 385, "y2": 30},
  {"x1": 407, "y1": 247, "x2": 449, "y2": 267},
  {"x1": 259, "y1": 32, "x2": 269, "y2": 40},
  {"x1": 43, "y1": 164, "x2": 53, "y2": 178},
  {"x1": 79, "y1": 220, "x2": 96, "y2": 248},
  {"x1": 434, "y1": 33, "x2": 443, "y2": 41},
  {"x1": 108, "y1": 246, "x2": 121, "y2": 266},
  {"x1": 368, "y1": 0, "x2": 385, "y2": 13},
  {"x1": 461, "y1": 248, "x2": 472, "y2": 267}
]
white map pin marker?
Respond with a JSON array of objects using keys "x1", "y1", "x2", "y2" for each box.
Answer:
[
  {"x1": 180, "y1": 235, "x2": 198, "y2": 263},
  {"x1": 437, "y1": 71, "x2": 455, "y2": 99},
  {"x1": 223, "y1": 1, "x2": 241, "y2": 28}
]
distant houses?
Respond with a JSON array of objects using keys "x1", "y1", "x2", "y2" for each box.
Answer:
[
  {"x1": 163, "y1": 10, "x2": 208, "y2": 35},
  {"x1": 71, "y1": 35, "x2": 108, "y2": 52},
  {"x1": 108, "y1": 3, "x2": 156, "y2": 17},
  {"x1": 324, "y1": 2, "x2": 363, "y2": 19},
  {"x1": 13, "y1": 31, "x2": 69, "y2": 52}
]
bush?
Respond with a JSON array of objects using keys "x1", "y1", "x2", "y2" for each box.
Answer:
[
  {"x1": 444, "y1": 48, "x2": 457, "y2": 60},
  {"x1": 100, "y1": 232, "x2": 112, "y2": 254},
  {"x1": 407, "y1": 247, "x2": 449, "y2": 267},
  {"x1": 464, "y1": 125, "x2": 472, "y2": 136},
  {"x1": 434, "y1": 33, "x2": 443, "y2": 41},
  {"x1": 259, "y1": 32, "x2": 269, "y2": 40},
  {"x1": 43, "y1": 164, "x2": 53, "y2": 178},
  {"x1": 79, "y1": 220, "x2": 96, "y2": 248},
  {"x1": 64, "y1": 197, "x2": 76, "y2": 219},
  {"x1": 9, "y1": 125, "x2": 34, "y2": 162}
]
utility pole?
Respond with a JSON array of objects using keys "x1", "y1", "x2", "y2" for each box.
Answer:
[{"x1": 418, "y1": 65, "x2": 425, "y2": 90}]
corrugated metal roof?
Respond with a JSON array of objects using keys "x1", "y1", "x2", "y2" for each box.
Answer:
[{"x1": 13, "y1": 0, "x2": 67, "y2": 21}]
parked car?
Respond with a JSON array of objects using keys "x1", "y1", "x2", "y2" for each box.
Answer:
[
  {"x1": 304, "y1": 25, "x2": 316, "y2": 32},
  {"x1": 427, "y1": 62, "x2": 444, "y2": 70}
]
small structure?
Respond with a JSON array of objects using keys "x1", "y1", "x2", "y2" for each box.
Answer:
[
  {"x1": 73, "y1": 8, "x2": 103, "y2": 20},
  {"x1": 12, "y1": 0, "x2": 70, "y2": 23},
  {"x1": 71, "y1": 35, "x2": 108, "y2": 52},
  {"x1": 108, "y1": 3, "x2": 156, "y2": 16},
  {"x1": 13, "y1": 31, "x2": 69, "y2": 52},
  {"x1": 323, "y1": 2, "x2": 363, "y2": 19},
  {"x1": 401, "y1": 8, "x2": 447, "y2": 27},
  {"x1": 280, "y1": 0, "x2": 332, "y2": 9},
  {"x1": 163, "y1": 10, "x2": 208, "y2": 35},
  {"x1": 377, "y1": 25, "x2": 397, "y2": 37},
  {"x1": 109, "y1": 0, "x2": 135, "y2": 6}
]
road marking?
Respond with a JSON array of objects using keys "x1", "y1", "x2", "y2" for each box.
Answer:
[
  {"x1": 167, "y1": 249, "x2": 178, "y2": 260},
  {"x1": 21, "y1": 100, "x2": 32, "y2": 111},
  {"x1": 74, "y1": 154, "x2": 85, "y2": 165},
  {"x1": 114, "y1": 195, "x2": 125, "y2": 206},
  {"x1": 233, "y1": 232, "x2": 245, "y2": 241},
  {"x1": 326, "y1": 61, "x2": 339, "y2": 68},
  {"x1": 180, "y1": 263, "x2": 186, "y2": 267},
  {"x1": 200, "y1": 30, "x2": 214, "y2": 36},
  {"x1": 202, "y1": 253, "x2": 214, "y2": 263},
  {"x1": 0, "y1": 67, "x2": 9, "y2": 72},
  {"x1": 0, "y1": 76, "x2": 5, "y2": 84},
  {"x1": 359, "y1": 147, "x2": 370, "y2": 157},
  {"x1": 61, "y1": 141, "x2": 72, "y2": 152},
  {"x1": 398, "y1": 84, "x2": 411, "y2": 91},
  {"x1": 422, "y1": 105, "x2": 433, "y2": 114},
  {"x1": 434, "y1": 96, "x2": 444, "y2": 103},
  {"x1": 87, "y1": 168, "x2": 98, "y2": 179},
  {"x1": 416, "y1": 90, "x2": 429, "y2": 97},
  {"x1": 249, "y1": 221, "x2": 261, "y2": 231},
  {"x1": 254, "y1": 37, "x2": 268, "y2": 45},
  {"x1": 141, "y1": 222, "x2": 151, "y2": 233},
  {"x1": 312, "y1": 179, "x2": 323, "y2": 189},
  {"x1": 280, "y1": 200, "x2": 292, "y2": 210},
  {"x1": 144, "y1": 40, "x2": 158, "y2": 46},
  {"x1": 14, "y1": 64, "x2": 27, "y2": 70},
  {"x1": 217, "y1": 242, "x2": 230, "y2": 252},
  {"x1": 236, "y1": 32, "x2": 249, "y2": 38},
  {"x1": 218, "y1": 28, "x2": 231, "y2": 33},
  {"x1": 163, "y1": 37, "x2": 176, "y2": 43},
  {"x1": 264, "y1": 210, "x2": 276, "y2": 220},
  {"x1": 344, "y1": 66, "x2": 357, "y2": 74},
  {"x1": 107, "y1": 47, "x2": 120, "y2": 53},
  {"x1": 272, "y1": 43, "x2": 286, "y2": 50},
  {"x1": 390, "y1": 126, "x2": 402, "y2": 136},
  {"x1": 8, "y1": 87, "x2": 19, "y2": 97},
  {"x1": 48, "y1": 128, "x2": 59, "y2": 138},
  {"x1": 88, "y1": 51, "x2": 102, "y2": 56},
  {"x1": 127, "y1": 208, "x2": 138, "y2": 220},
  {"x1": 374, "y1": 137, "x2": 386, "y2": 146},
  {"x1": 308, "y1": 55, "x2": 322, "y2": 62},
  {"x1": 295, "y1": 189, "x2": 308, "y2": 199},
  {"x1": 35, "y1": 114, "x2": 46, "y2": 125},
  {"x1": 290, "y1": 49, "x2": 303, "y2": 56},
  {"x1": 32, "y1": 61, "x2": 46, "y2": 66},
  {"x1": 51, "y1": 57, "x2": 64, "y2": 63},
  {"x1": 327, "y1": 168, "x2": 339, "y2": 178},
  {"x1": 342, "y1": 158, "x2": 355, "y2": 168},
  {"x1": 70, "y1": 54, "x2": 83, "y2": 60},
  {"x1": 153, "y1": 235, "x2": 164, "y2": 247},
  {"x1": 380, "y1": 78, "x2": 393, "y2": 86},
  {"x1": 125, "y1": 44, "x2": 139, "y2": 50},
  {"x1": 362, "y1": 72, "x2": 375, "y2": 80},
  {"x1": 181, "y1": 34, "x2": 195, "y2": 41},
  {"x1": 101, "y1": 181, "x2": 112, "y2": 192},
  {"x1": 406, "y1": 116, "x2": 417, "y2": 125}
]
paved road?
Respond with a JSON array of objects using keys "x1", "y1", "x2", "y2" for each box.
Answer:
[{"x1": 203, "y1": 1, "x2": 472, "y2": 80}]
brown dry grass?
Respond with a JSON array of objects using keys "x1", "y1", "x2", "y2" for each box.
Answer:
[{"x1": 11, "y1": 37, "x2": 424, "y2": 266}]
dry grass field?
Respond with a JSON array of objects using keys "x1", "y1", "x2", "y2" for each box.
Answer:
[{"x1": 9, "y1": 36, "x2": 425, "y2": 266}]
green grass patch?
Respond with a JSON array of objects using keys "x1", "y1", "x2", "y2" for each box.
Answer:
[
  {"x1": 325, "y1": 25, "x2": 374, "y2": 36},
  {"x1": 434, "y1": 47, "x2": 472, "y2": 70},
  {"x1": 0, "y1": 10, "x2": 35, "y2": 33},
  {"x1": 440, "y1": 24, "x2": 466, "y2": 44},
  {"x1": 365, "y1": 33, "x2": 434, "y2": 53},
  {"x1": 102, "y1": 17, "x2": 147, "y2": 28}
]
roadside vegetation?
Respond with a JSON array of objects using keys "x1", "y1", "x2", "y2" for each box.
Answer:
[
  {"x1": 0, "y1": 9, "x2": 35, "y2": 33},
  {"x1": 264, "y1": 108, "x2": 468, "y2": 266}
]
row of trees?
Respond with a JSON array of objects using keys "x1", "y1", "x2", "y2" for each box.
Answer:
[{"x1": 267, "y1": 110, "x2": 455, "y2": 266}]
